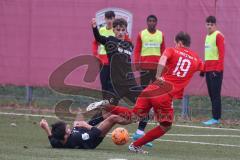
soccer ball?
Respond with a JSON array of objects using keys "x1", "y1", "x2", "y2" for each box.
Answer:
[{"x1": 111, "y1": 127, "x2": 129, "y2": 145}]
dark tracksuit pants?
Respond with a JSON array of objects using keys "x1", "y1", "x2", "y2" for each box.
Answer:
[
  {"x1": 140, "y1": 69, "x2": 157, "y2": 88},
  {"x1": 99, "y1": 64, "x2": 115, "y2": 98},
  {"x1": 88, "y1": 64, "x2": 115, "y2": 126},
  {"x1": 138, "y1": 69, "x2": 157, "y2": 131},
  {"x1": 206, "y1": 71, "x2": 223, "y2": 120}
]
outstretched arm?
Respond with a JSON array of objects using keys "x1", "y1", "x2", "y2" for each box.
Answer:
[
  {"x1": 156, "y1": 48, "x2": 172, "y2": 80},
  {"x1": 92, "y1": 18, "x2": 108, "y2": 45},
  {"x1": 156, "y1": 55, "x2": 168, "y2": 80},
  {"x1": 40, "y1": 119, "x2": 52, "y2": 136},
  {"x1": 73, "y1": 121, "x2": 93, "y2": 130},
  {"x1": 74, "y1": 111, "x2": 93, "y2": 129}
]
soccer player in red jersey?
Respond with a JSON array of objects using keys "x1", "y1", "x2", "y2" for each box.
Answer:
[{"x1": 87, "y1": 31, "x2": 204, "y2": 154}]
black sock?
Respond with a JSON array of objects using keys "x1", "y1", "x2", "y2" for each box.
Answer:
[
  {"x1": 88, "y1": 113, "x2": 104, "y2": 126},
  {"x1": 138, "y1": 120, "x2": 148, "y2": 131}
]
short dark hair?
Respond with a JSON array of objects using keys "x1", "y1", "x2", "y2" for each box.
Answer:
[
  {"x1": 147, "y1": 14, "x2": 158, "y2": 21},
  {"x1": 105, "y1": 11, "x2": 115, "y2": 19},
  {"x1": 206, "y1": 16, "x2": 216, "y2": 24},
  {"x1": 51, "y1": 121, "x2": 67, "y2": 141},
  {"x1": 113, "y1": 18, "x2": 127, "y2": 28},
  {"x1": 175, "y1": 31, "x2": 191, "y2": 47}
]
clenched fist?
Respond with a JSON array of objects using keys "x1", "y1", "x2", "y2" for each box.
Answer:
[{"x1": 91, "y1": 18, "x2": 97, "y2": 28}]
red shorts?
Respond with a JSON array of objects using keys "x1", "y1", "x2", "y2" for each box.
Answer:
[{"x1": 132, "y1": 83, "x2": 174, "y2": 123}]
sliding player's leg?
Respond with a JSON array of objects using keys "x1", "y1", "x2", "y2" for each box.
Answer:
[
  {"x1": 129, "y1": 94, "x2": 174, "y2": 153},
  {"x1": 97, "y1": 114, "x2": 131, "y2": 137},
  {"x1": 84, "y1": 114, "x2": 131, "y2": 149},
  {"x1": 87, "y1": 94, "x2": 119, "y2": 126}
]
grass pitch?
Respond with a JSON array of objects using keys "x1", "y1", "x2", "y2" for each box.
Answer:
[{"x1": 1, "y1": 114, "x2": 240, "y2": 160}]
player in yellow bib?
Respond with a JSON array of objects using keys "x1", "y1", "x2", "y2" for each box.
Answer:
[
  {"x1": 90, "y1": 11, "x2": 116, "y2": 126},
  {"x1": 202, "y1": 16, "x2": 225, "y2": 125},
  {"x1": 133, "y1": 15, "x2": 165, "y2": 147}
]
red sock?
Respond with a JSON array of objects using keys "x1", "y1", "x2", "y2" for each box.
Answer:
[
  {"x1": 133, "y1": 126, "x2": 166, "y2": 147},
  {"x1": 106, "y1": 106, "x2": 133, "y2": 119}
]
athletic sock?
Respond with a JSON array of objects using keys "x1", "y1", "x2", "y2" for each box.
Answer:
[
  {"x1": 137, "y1": 120, "x2": 148, "y2": 132},
  {"x1": 133, "y1": 126, "x2": 166, "y2": 147},
  {"x1": 88, "y1": 112, "x2": 104, "y2": 126}
]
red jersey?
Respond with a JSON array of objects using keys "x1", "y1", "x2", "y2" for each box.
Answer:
[
  {"x1": 134, "y1": 32, "x2": 165, "y2": 70},
  {"x1": 161, "y1": 47, "x2": 204, "y2": 98},
  {"x1": 205, "y1": 33, "x2": 225, "y2": 72}
]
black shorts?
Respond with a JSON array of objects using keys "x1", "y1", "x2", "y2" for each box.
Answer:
[{"x1": 83, "y1": 127, "x2": 104, "y2": 149}]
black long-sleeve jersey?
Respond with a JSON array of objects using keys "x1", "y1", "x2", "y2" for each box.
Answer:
[
  {"x1": 92, "y1": 27, "x2": 141, "y2": 104},
  {"x1": 48, "y1": 127, "x2": 103, "y2": 149}
]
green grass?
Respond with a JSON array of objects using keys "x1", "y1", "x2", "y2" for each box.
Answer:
[
  {"x1": 0, "y1": 114, "x2": 240, "y2": 160},
  {"x1": 0, "y1": 85, "x2": 240, "y2": 159}
]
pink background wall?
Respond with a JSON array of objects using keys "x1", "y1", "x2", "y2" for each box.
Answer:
[{"x1": 0, "y1": 0, "x2": 240, "y2": 97}]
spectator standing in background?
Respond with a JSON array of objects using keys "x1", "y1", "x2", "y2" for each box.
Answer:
[
  {"x1": 133, "y1": 15, "x2": 165, "y2": 144},
  {"x1": 92, "y1": 11, "x2": 116, "y2": 99},
  {"x1": 202, "y1": 16, "x2": 225, "y2": 125},
  {"x1": 89, "y1": 11, "x2": 116, "y2": 126},
  {"x1": 134, "y1": 14, "x2": 165, "y2": 88}
]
